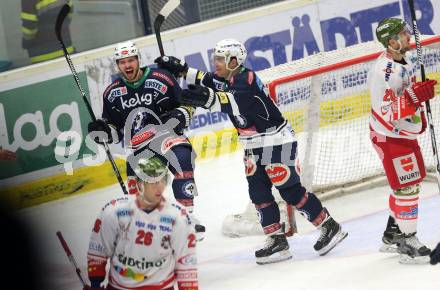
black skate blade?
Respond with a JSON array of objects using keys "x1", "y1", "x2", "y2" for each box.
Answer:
[
  {"x1": 256, "y1": 250, "x2": 292, "y2": 265},
  {"x1": 318, "y1": 230, "x2": 348, "y2": 256}
]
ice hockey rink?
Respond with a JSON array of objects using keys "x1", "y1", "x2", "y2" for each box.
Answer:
[{"x1": 17, "y1": 150, "x2": 440, "y2": 290}]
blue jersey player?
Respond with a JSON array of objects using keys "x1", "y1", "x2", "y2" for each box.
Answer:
[
  {"x1": 87, "y1": 41, "x2": 204, "y2": 235},
  {"x1": 156, "y1": 39, "x2": 347, "y2": 264}
]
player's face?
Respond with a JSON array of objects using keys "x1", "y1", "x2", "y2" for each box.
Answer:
[
  {"x1": 139, "y1": 178, "x2": 167, "y2": 207},
  {"x1": 213, "y1": 55, "x2": 227, "y2": 77},
  {"x1": 117, "y1": 56, "x2": 140, "y2": 81},
  {"x1": 389, "y1": 27, "x2": 412, "y2": 54},
  {"x1": 397, "y1": 27, "x2": 412, "y2": 53},
  {"x1": 213, "y1": 56, "x2": 238, "y2": 78}
]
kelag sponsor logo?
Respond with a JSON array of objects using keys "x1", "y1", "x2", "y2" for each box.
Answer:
[{"x1": 0, "y1": 72, "x2": 94, "y2": 179}]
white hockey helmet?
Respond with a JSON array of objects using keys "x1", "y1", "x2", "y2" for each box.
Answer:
[
  {"x1": 213, "y1": 39, "x2": 247, "y2": 66},
  {"x1": 114, "y1": 41, "x2": 139, "y2": 61}
]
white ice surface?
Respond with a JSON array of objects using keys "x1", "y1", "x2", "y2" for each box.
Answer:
[{"x1": 18, "y1": 151, "x2": 440, "y2": 290}]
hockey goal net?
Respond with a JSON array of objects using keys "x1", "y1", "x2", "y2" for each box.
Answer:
[{"x1": 221, "y1": 35, "x2": 440, "y2": 237}]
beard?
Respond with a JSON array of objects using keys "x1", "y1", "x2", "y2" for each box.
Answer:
[{"x1": 400, "y1": 46, "x2": 411, "y2": 54}]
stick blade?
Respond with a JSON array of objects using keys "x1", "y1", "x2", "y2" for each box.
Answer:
[
  {"x1": 159, "y1": 0, "x2": 180, "y2": 18},
  {"x1": 55, "y1": 4, "x2": 71, "y2": 41}
]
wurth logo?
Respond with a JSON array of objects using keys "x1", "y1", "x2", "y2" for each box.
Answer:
[
  {"x1": 392, "y1": 153, "x2": 421, "y2": 185},
  {"x1": 400, "y1": 157, "x2": 414, "y2": 172}
]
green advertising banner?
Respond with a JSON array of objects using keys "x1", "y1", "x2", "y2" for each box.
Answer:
[{"x1": 0, "y1": 72, "x2": 94, "y2": 179}]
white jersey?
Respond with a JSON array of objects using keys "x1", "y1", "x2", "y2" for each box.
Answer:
[
  {"x1": 87, "y1": 196, "x2": 198, "y2": 290},
  {"x1": 369, "y1": 51, "x2": 426, "y2": 140}
]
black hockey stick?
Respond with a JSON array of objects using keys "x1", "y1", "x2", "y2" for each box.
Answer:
[
  {"x1": 55, "y1": 4, "x2": 128, "y2": 195},
  {"x1": 153, "y1": 0, "x2": 180, "y2": 56},
  {"x1": 56, "y1": 231, "x2": 87, "y2": 287},
  {"x1": 408, "y1": 0, "x2": 440, "y2": 193}
]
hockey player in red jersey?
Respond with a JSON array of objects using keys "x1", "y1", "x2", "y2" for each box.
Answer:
[
  {"x1": 370, "y1": 18, "x2": 437, "y2": 264},
  {"x1": 155, "y1": 39, "x2": 347, "y2": 264},
  {"x1": 84, "y1": 157, "x2": 198, "y2": 290}
]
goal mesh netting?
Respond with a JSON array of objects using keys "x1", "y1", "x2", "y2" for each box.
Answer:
[{"x1": 258, "y1": 35, "x2": 440, "y2": 193}]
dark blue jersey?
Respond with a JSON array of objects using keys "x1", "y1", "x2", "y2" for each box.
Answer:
[
  {"x1": 185, "y1": 67, "x2": 294, "y2": 148},
  {"x1": 102, "y1": 67, "x2": 191, "y2": 140}
]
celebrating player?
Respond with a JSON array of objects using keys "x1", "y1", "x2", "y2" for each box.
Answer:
[
  {"x1": 87, "y1": 41, "x2": 204, "y2": 235},
  {"x1": 85, "y1": 157, "x2": 198, "y2": 290},
  {"x1": 370, "y1": 18, "x2": 437, "y2": 263},
  {"x1": 155, "y1": 39, "x2": 347, "y2": 264}
]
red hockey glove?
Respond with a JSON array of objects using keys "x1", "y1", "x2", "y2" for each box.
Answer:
[{"x1": 404, "y1": 79, "x2": 437, "y2": 107}]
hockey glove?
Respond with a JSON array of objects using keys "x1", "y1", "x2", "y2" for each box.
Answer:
[
  {"x1": 430, "y1": 242, "x2": 440, "y2": 265},
  {"x1": 154, "y1": 56, "x2": 188, "y2": 78},
  {"x1": 88, "y1": 119, "x2": 113, "y2": 144},
  {"x1": 179, "y1": 84, "x2": 215, "y2": 109},
  {"x1": 404, "y1": 79, "x2": 437, "y2": 107},
  {"x1": 160, "y1": 109, "x2": 187, "y2": 135}
]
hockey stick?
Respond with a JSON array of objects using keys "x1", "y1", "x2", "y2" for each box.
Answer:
[
  {"x1": 55, "y1": 4, "x2": 128, "y2": 195},
  {"x1": 56, "y1": 231, "x2": 87, "y2": 287},
  {"x1": 408, "y1": 0, "x2": 440, "y2": 193},
  {"x1": 153, "y1": 0, "x2": 180, "y2": 56}
]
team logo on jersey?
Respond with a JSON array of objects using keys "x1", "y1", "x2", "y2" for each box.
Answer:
[
  {"x1": 244, "y1": 155, "x2": 257, "y2": 176},
  {"x1": 383, "y1": 62, "x2": 394, "y2": 81},
  {"x1": 265, "y1": 163, "x2": 291, "y2": 186},
  {"x1": 108, "y1": 86, "x2": 128, "y2": 102},
  {"x1": 392, "y1": 153, "x2": 421, "y2": 185},
  {"x1": 144, "y1": 79, "x2": 168, "y2": 94},
  {"x1": 182, "y1": 181, "x2": 196, "y2": 197}
]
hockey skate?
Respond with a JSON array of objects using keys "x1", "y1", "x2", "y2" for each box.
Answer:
[
  {"x1": 313, "y1": 210, "x2": 347, "y2": 256},
  {"x1": 255, "y1": 233, "x2": 292, "y2": 265},
  {"x1": 379, "y1": 217, "x2": 403, "y2": 253},
  {"x1": 397, "y1": 233, "x2": 431, "y2": 264}
]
